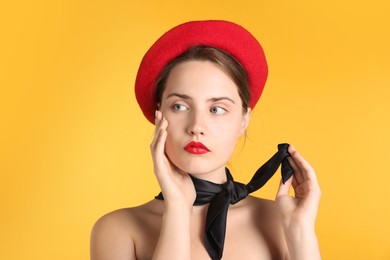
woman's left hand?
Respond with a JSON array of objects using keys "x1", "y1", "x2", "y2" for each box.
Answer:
[
  {"x1": 275, "y1": 145, "x2": 321, "y2": 230},
  {"x1": 276, "y1": 145, "x2": 322, "y2": 259}
]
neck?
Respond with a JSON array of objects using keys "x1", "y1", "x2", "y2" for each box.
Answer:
[{"x1": 189, "y1": 166, "x2": 228, "y2": 184}]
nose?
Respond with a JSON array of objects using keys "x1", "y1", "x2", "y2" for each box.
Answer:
[
  {"x1": 187, "y1": 110, "x2": 205, "y2": 136},
  {"x1": 190, "y1": 128, "x2": 204, "y2": 136}
]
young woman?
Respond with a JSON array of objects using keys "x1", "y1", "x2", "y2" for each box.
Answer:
[{"x1": 90, "y1": 20, "x2": 321, "y2": 260}]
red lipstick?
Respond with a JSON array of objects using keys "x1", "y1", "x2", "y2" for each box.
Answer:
[{"x1": 184, "y1": 141, "x2": 210, "y2": 154}]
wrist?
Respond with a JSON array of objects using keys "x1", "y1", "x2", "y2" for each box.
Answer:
[
  {"x1": 164, "y1": 203, "x2": 193, "y2": 217},
  {"x1": 154, "y1": 202, "x2": 192, "y2": 260},
  {"x1": 160, "y1": 190, "x2": 195, "y2": 212},
  {"x1": 284, "y1": 223, "x2": 316, "y2": 244},
  {"x1": 284, "y1": 223, "x2": 321, "y2": 260}
]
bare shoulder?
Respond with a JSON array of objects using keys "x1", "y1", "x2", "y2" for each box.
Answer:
[
  {"x1": 92, "y1": 199, "x2": 163, "y2": 233},
  {"x1": 91, "y1": 200, "x2": 163, "y2": 260}
]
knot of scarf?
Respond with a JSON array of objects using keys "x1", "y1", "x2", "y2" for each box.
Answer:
[{"x1": 221, "y1": 179, "x2": 248, "y2": 205}]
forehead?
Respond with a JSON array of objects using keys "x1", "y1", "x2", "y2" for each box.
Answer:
[{"x1": 163, "y1": 60, "x2": 240, "y2": 99}]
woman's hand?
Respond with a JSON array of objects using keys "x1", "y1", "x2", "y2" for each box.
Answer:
[
  {"x1": 275, "y1": 145, "x2": 321, "y2": 259},
  {"x1": 276, "y1": 145, "x2": 321, "y2": 228},
  {"x1": 151, "y1": 111, "x2": 194, "y2": 260},
  {"x1": 150, "y1": 111, "x2": 196, "y2": 209}
]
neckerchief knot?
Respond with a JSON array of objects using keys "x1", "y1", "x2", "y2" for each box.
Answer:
[{"x1": 221, "y1": 179, "x2": 248, "y2": 205}]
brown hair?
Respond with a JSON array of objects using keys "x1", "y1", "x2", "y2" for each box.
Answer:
[{"x1": 155, "y1": 46, "x2": 250, "y2": 113}]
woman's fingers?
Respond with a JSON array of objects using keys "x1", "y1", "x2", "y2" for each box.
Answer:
[
  {"x1": 288, "y1": 145, "x2": 317, "y2": 183},
  {"x1": 151, "y1": 111, "x2": 169, "y2": 175},
  {"x1": 287, "y1": 156, "x2": 305, "y2": 184},
  {"x1": 288, "y1": 145, "x2": 321, "y2": 202},
  {"x1": 151, "y1": 111, "x2": 167, "y2": 155},
  {"x1": 150, "y1": 111, "x2": 163, "y2": 150},
  {"x1": 279, "y1": 145, "x2": 321, "y2": 200},
  {"x1": 155, "y1": 118, "x2": 168, "y2": 160}
]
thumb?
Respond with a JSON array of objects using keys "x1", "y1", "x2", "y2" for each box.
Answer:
[{"x1": 276, "y1": 177, "x2": 292, "y2": 200}]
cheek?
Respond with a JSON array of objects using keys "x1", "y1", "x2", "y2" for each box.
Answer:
[
  {"x1": 222, "y1": 131, "x2": 241, "y2": 149},
  {"x1": 209, "y1": 121, "x2": 240, "y2": 143},
  {"x1": 165, "y1": 116, "x2": 181, "y2": 136},
  {"x1": 218, "y1": 122, "x2": 243, "y2": 149},
  {"x1": 218, "y1": 119, "x2": 244, "y2": 138}
]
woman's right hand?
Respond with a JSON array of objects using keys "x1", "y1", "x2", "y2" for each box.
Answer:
[{"x1": 150, "y1": 111, "x2": 196, "y2": 209}]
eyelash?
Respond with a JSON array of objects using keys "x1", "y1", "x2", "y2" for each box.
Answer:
[
  {"x1": 210, "y1": 106, "x2": 227, "y2": 115},
  {"x1": 172, "y1": 103, "x2": 227, "y2": 115},
  {"x1": 172, "y1": 104, "x2": 188, "y2": 111}
]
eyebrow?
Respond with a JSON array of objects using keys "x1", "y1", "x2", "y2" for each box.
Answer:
[
  {"x1": 166, "y1": 93, "x2": 191, "y2": 100},
  {"x1": 166, "y1": 93, "x2": 236, "y2": 104}
]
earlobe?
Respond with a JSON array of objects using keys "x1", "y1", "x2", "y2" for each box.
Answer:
[{"x1": 239, "y1": 108, "x2": 251, "y2": 136}]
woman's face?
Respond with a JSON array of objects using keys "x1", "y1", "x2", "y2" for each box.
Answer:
[{"x1": 159, "y1": 60, "x2": 250, "y2": 181}]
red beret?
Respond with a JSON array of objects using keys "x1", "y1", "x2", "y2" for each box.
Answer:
[{"x1": 135, "y1": 20, "x2": 268, "y2": 124}]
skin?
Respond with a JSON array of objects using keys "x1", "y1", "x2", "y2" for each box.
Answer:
[{"x1": 90, "y1": 61, "x2": 322, "y2": 260}]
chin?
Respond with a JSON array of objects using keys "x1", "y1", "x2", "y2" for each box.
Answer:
[
  {"x1": 173, "y1": 160, "x2": 206, "y2": 174},
  {"x1": 172, "y1": 158, "x2": 225, "y2": 177}
]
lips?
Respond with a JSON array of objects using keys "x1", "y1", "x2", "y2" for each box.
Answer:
[{"x1": 184, "y1": 141, "x2": 210, "y2": 154}]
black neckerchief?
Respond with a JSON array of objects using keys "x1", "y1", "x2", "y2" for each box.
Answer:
[{"x1": 155, "y1": 143, "x2": 293, "y2": 260}]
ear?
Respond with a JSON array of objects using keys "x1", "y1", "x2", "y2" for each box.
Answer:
[{"x1": 239, "y1": 107, "x2": 251, "y2": 136}]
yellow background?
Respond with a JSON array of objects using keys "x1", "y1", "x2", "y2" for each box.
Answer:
[{"x1": 1, "y1": 0, "x2": 389, "y2": 259}]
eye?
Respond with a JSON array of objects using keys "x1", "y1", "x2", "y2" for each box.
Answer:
[
  {"x1": 210, "y1": 106, "x2": 226, "y2": 115},
  {"x1": 172, "y1": 103, "x2": 188, "y2": 111}
]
